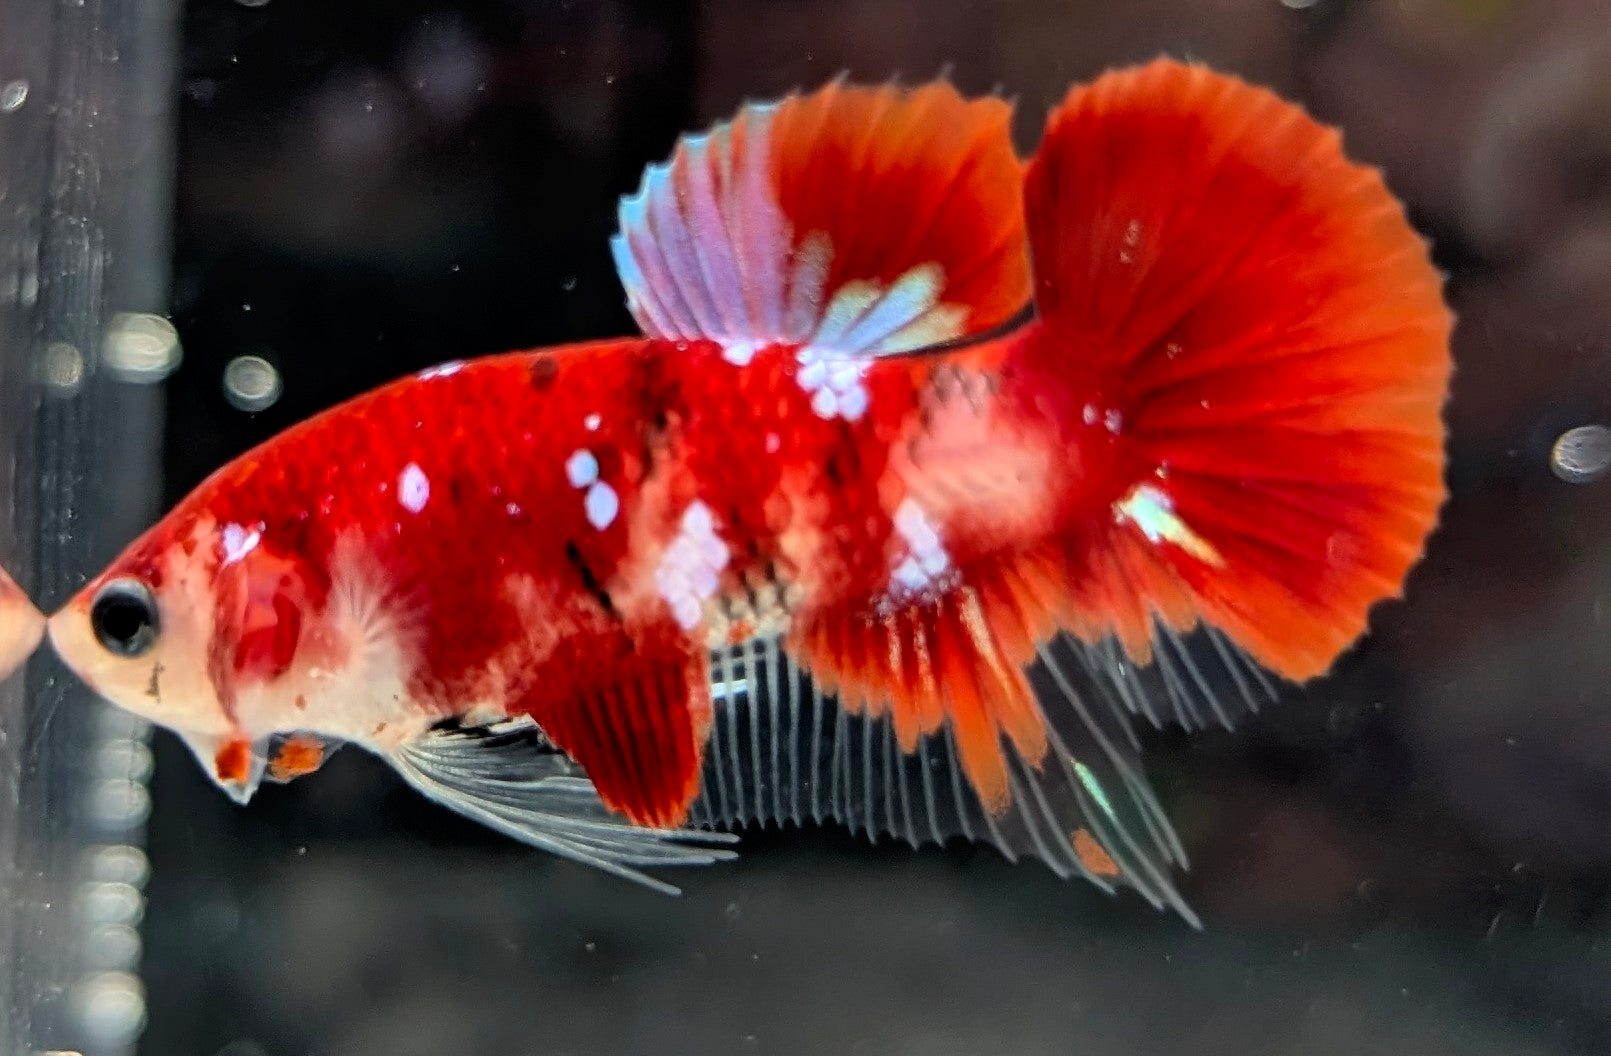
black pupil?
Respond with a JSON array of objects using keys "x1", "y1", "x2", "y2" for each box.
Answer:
[{"x1": 92, "y1": 584, "x2": 158, "y2": 656}]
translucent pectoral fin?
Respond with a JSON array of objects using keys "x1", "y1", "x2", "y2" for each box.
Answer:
[
  {"x1": 178, "y1": 729, "x2": 268, "y2": 805},
  {"x1": 386, "y1": 718, "x2": 739, "y2": 896}
]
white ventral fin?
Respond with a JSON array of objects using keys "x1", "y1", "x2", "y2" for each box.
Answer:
[
  {"x1": 387, "y1": 718, "x2": 738, "y2": 895},
  {"x1": 610, "y1": 78, "x2": 1030, "y2": 356}
]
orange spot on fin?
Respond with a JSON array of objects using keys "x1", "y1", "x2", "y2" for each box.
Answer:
[
  {"x1": 1073, "y1": 828, "x2": 1122, "y2": 880},
  {"x1": 266, "y1": 733, "x2": 331, "y2": 782},
  {"x1": 520, "y1": 632, "x2": 712, "y2": 829},
  {"x1": 613, "y1": 78, "x2": 1027, "y2": 352},
  {"x1": 1020, "y1": 57, "x2": 1452, "y2": 681},
  {"x1": 214, "y1": 738, "x2": 252, "y2": 785}
]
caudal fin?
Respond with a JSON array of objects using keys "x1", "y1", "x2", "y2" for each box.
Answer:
[{"x1": 1020, "y1": 58, "x2": 1453, "y2": 688}]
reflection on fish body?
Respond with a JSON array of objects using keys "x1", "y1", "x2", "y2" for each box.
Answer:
[
  {"x1": 0, "y1": 565, "x2": 43, "y2": 680},
  {"x1": 46, "y1": 59, "x2": 1453, "y2": 925}
]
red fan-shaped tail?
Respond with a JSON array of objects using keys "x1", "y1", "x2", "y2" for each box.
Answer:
[{"x1": 1019, "y1": 57, "x2": 1452, "y2": 681}]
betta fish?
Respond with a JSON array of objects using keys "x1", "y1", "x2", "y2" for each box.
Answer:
[{"x1": 47, "y1": 58, "x2": 1452, "y2": 925}]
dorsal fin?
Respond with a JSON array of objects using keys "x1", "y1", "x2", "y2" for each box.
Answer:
[{"x1": 610, "y1": 79, "x2": 1029, "y2": 355}]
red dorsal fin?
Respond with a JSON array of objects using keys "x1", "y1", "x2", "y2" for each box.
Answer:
[
  {"x1": 517, "y1": 630, "x2": 712, "y2": 829},
  {"x1": 1017, "y1": 57, "x2": 1452, "y2": 682},
  {"x1": 611, "y1": 79, "x2": 1028, "y2": 355}
]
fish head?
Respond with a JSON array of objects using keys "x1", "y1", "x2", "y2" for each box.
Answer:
[{"x1": 48, "y1": 505, "x2": 326, "y2": 804}]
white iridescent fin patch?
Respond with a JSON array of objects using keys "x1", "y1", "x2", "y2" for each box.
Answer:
[
  {"x1": 1113, "y1": 484, "x2": 1223, "y2": 567},
  {"x1": 388, "y1": 718, "x2": 739, "y2": 896},
  {"x1": 610, "y1": 98, "x2": 969, "y2": 361}
]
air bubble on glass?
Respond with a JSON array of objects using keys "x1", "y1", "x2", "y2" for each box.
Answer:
[
  {"x1": 103, "y1": 312, "x2": 182, "y2": 382},
  {"x1": 38, "y1": 342, "x2": 85, "y2": 396},
  {"x1": 0, "y1": 79, "x2": 28, "y2": 113},
  {"x1": 69, "y1": 970, "x2": 148, "y2": 1047},
  {"x1": 1550, "y1": 424, "x2": 1611, "y2": 484},
  {"x1": 223, "y1": 354, "x2": 283, "y2": 412}
]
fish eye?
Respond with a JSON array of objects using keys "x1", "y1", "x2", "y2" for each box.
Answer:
[{"x1": 90, "y1": 579, "x2": 161, "y2": 657}]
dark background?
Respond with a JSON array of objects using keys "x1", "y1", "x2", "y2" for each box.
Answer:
[{"x1": 137, "y1": 0, "x2": 1611, "y2": 1053}]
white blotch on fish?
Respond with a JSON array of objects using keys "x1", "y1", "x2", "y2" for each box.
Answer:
[
  {"x1": 221, "y1": 522, "x2": 262, "y2": 565},
  {"x1": 888, "y1": 498, "x2": 952, "y2": 596},
  {"x1": 796, "y1": 347, "x2": 871, "y2": 422},
  {"x1": 655, "y1": 500, "x2": 730, "y2": 630},
  {"x1": 565, "y1": 449, "x2": 599, "y2": 488},
  {"x1": 584, "y1": 483, "x2": 619, "y2": 530},
  {"x1": 398, "y1": 463, "x2": 431, "y2": 514}
]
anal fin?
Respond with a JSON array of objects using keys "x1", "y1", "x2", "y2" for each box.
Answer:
[
  {"x1": 688, "y1": 548, "x2": 1202, "y2": 924},
  {"x1": 517, "y1": 633, "x2": 713, "y2": 829}
]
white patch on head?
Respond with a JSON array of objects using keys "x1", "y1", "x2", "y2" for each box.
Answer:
[
  {"x1": 1113, "y1": 483, "x2": 1224, "y2": 567},
  {"x1": 221, "y1": 522, "x2": 261, "y2": 566},
  {"x1": 418, "y1": 360, "x2": 464, "y2": 380},
  {"x1": 398, "y1": 463, "x2": 430, "y2": 514},
  {"x1": 583, "y1": 413, "x2": 602, "y2": 432},
  {"x1": 235, "y1": 533, "x2": 431, "y2": 753},
  {"x1": 655, "y1": 500, "x2": 730, "y2": 630},
  {"x1": 584, "y1": 482, "x2": 619, "y2": 530},
  {"x1": 565, "y1": 449, "x2": 599, "y2": 488},
  {"x1": 1104, "y1": 409, "x2": 1123, "y2": 435},
  {"x1": 505, "y1": 502, "x2": 522, "y2": 517},
  {"x1": 796, "y1": 347, "x2": 871, "y2": 423},
  {"x1": 764, "y1": 432, "x2": 781, "y2": 454},
  {"x1": 886, "y1": 498, "x2": 953, "y2": 598}
]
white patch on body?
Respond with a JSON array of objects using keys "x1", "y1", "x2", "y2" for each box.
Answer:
[
  {"x1": 565, "y1": 449, "x2": 599, "y2": 488},
  {"x1": 795, "y1": 347, "x2": 872, "y2": 423},
  {"x1": 721, "y1": 341, "x2": 756, "y2": 367},
  {"x1": 236, "y1": 534, "x2": 430, "y2": 753},
  {"x1": 583, "y1": 413, "x2": 602, "y2": 432},
  {"x1": 584, "y1": 482, "x2": 619, "y2": 530},
  {"x1": 887, "y1": 498, "x2": 953, "y2": 597},
  {"x1": 221, "y1": 522, "x2": 261, "y2": 566},
  {"x1": 1113, "y1": 483, "x2": 1224, "y2": 567},
  {"x1": 655, "y1": 500, "x2": 730, "y2": 630},
  {"x1": 398, "y1": 463, "x2": 430, "y2": 514}
]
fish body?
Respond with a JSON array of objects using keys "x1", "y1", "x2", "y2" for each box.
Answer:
[{"x1": 48, "y1": 59, "x2": 1453, "y2": 923}]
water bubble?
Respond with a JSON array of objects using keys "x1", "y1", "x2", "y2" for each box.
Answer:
[
  {"x1": 69, "y1": 971, "x2": 147, "y2": 1047},
  {"x1": 103, "y1": 312, "x2": 182, "y2": 382},
  {"x1": 83, "y1": 922, "x2": 142, "y2": 970},
  {"x1": 222, "y1": 354, "x2": 282, "y2": 412},
  {"x1": 78, "y1": 881, "x2": 145, "y2": 927},
  {"x1": 85, "y1": 845, "x2": 150, "y2": 887},
  {"x1": 88, "y1": 778, "x2": 151, "y2": 830},
  {"x1": 0, "y1": 80, "x2": 29, "y2": 113},
  {"x1": 1550, "y1": 424, "x2": 1611, "y2": 484}
]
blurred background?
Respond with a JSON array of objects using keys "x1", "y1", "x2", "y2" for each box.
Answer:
[{"x1": 5, "y1": 0, "x2": 1611, "y2": 1053}]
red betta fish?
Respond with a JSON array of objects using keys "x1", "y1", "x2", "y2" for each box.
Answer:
[{"x1": 47, "y1": 59, "x2": 1452, "y2": 924}]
